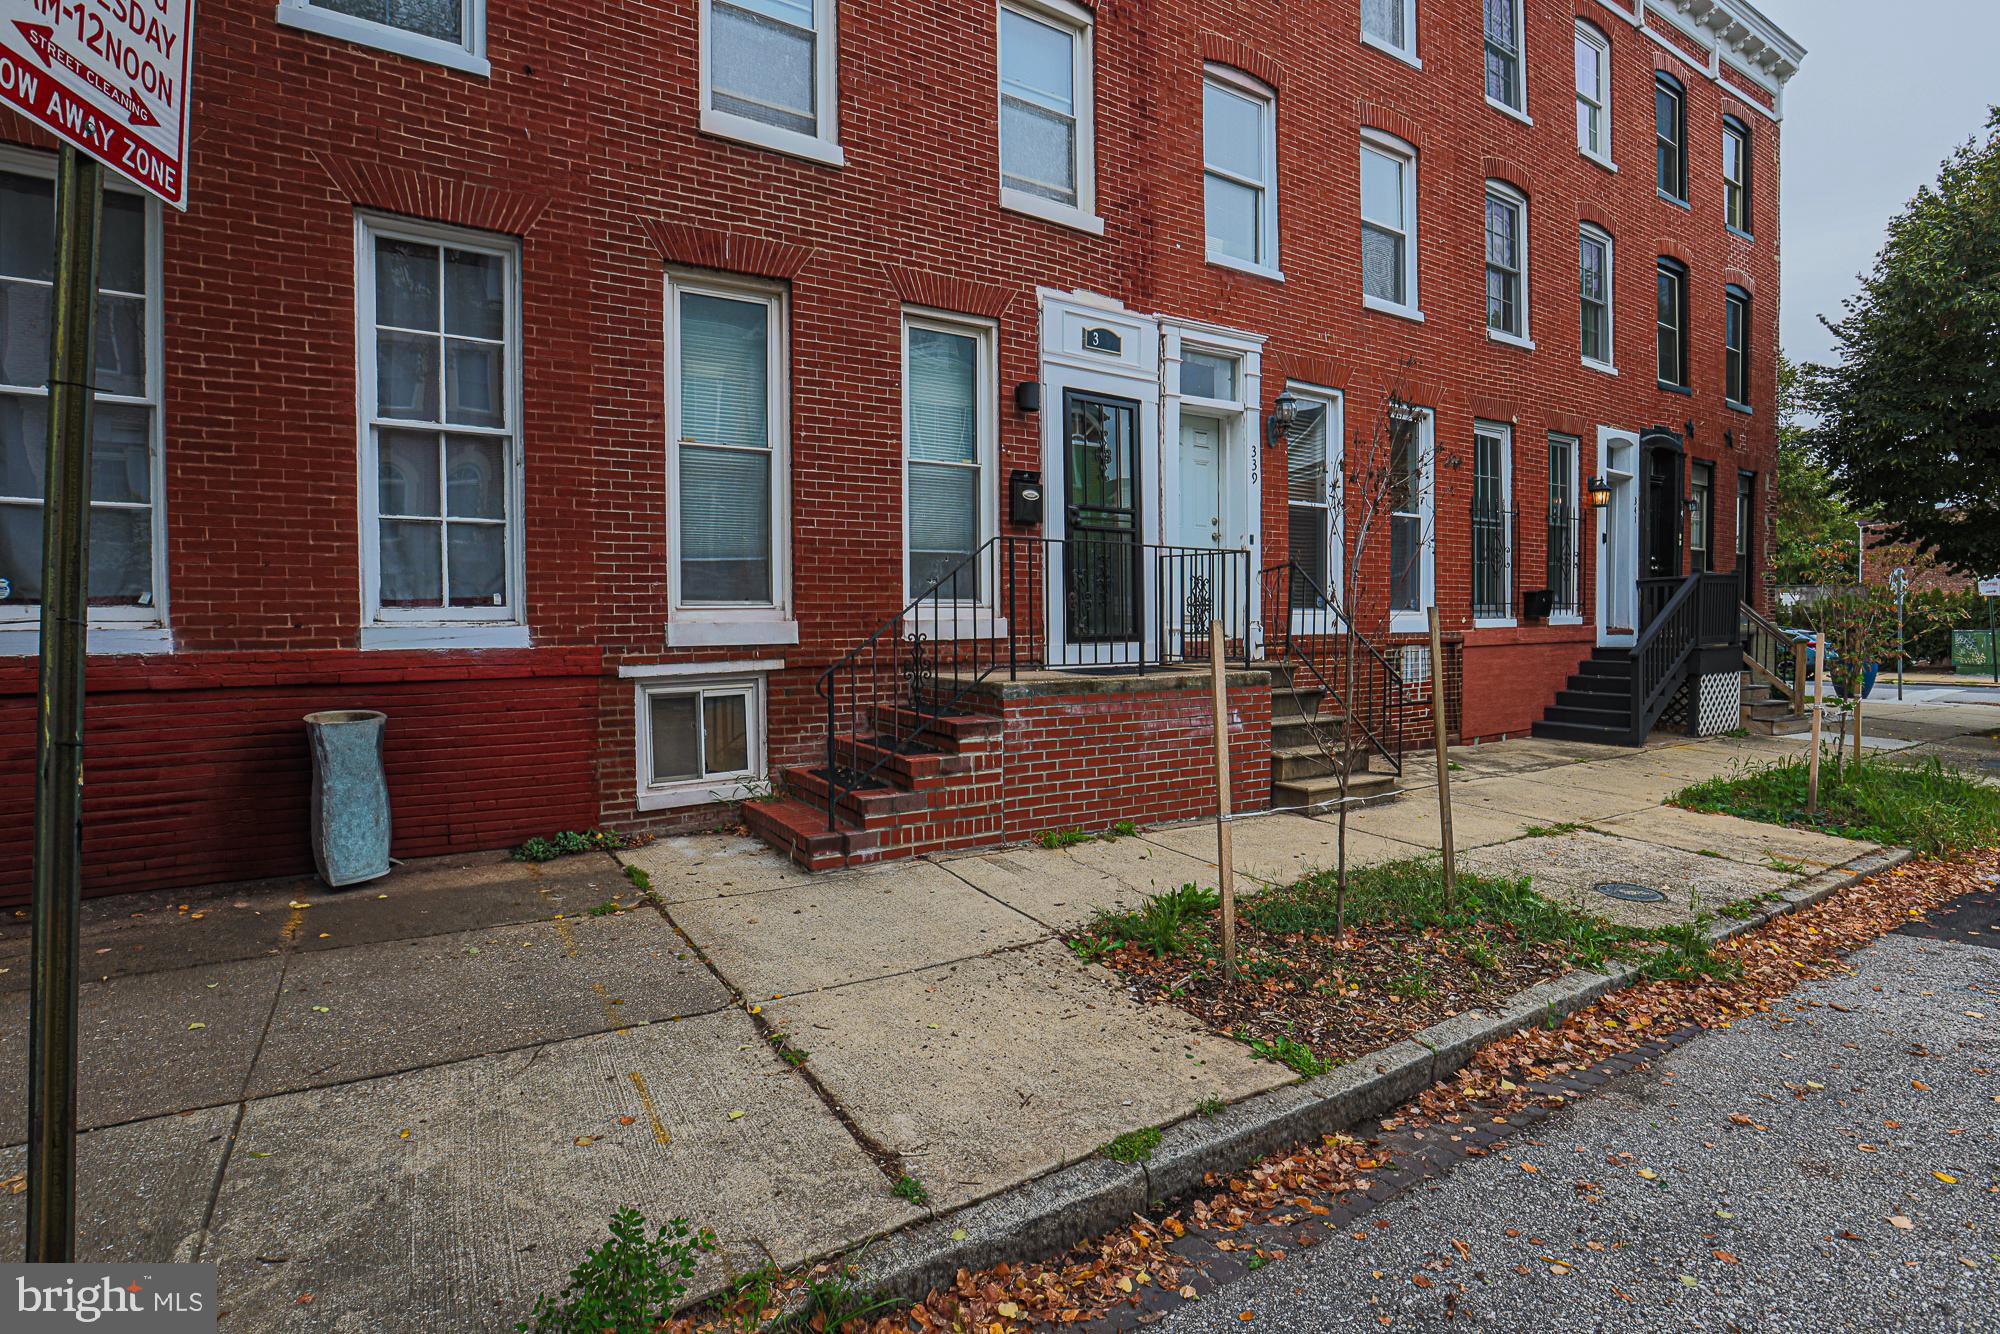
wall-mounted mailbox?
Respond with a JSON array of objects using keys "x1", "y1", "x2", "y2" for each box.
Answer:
[
  {"x1": 1010, "y1": 469, "x2": 1044, "y2": 527},
  {"x1": 1522, "y1": 589, "x2": 1555, "y2": 621}
]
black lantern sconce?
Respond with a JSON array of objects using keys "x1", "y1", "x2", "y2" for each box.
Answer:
[
  {"x1": 1586, "y1": 475, "x2": 1614, "y2": 510},
  {"x1": 1263, "y1": 390, "x2": 1303, "y2": 448}
]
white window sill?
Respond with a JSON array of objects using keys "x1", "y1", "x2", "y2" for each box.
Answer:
[
  {"x1": 1582, "y1": 357, "x2": 1618, "y2": 376},
  {"x1": 698, "y1": 109, "x2": 845, "y2": 168},
  {"x1": 619, "y1": 657, "x2": 784, "y2": 681},
  {"x1": 1359, "y1": 34, "x2": 1422, "y2": 70},
  {"x1": 900, "y1": 613, "x2": 1009, "y2": 641},
  {"x1": 362, "y1": 623, "x2": 531, "y2": 651},
  {"x1": 1000, "y1": 188, "x2": 1105, "y2": 236},
  {"x1": 1363, "y1": 296, "x2": 1425, "y2": 323},
  {"x1": 0, "y1": 624, "x2": 173, "y2": 656},
  {"x1": 1485, "y1": 97, "x2": 1533, "y2": 127},
  {"x1": 1582, "y1": 151, "x2": 1618, "y2": 174},
  {"x1": 1549, "y1": 615, "x2": 1585, "y2": 627},
  {"x1": 1473, "y1": 617, "x2": 1518, "y2": 630},
  {"x1": 637, "y1": 777, "x2": 762, "y2": 813},
  {"x1": 665, "y1": 618, "x2": 800, "y2": 648},
  {"x1": 1390, "y1": 611, "x2": 1430, "y2": 635},
  {"x1": 274, "y1": 5, "x2": 490, "y2": 77},
  {"x1": 1487, "y1": 330, "x2": 1536, "y2": 351},
  {"x1": 1206, "y1": 252, "x2": 1284, "y2": 283}
]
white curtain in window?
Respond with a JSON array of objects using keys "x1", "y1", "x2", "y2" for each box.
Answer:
[
  {"x1": 1361, "y1": 0, "x2": 1405, "y2": 49},
  {"x1": 907, "y1": 325, "x2": 980, "y2": 597},
  {"x1": 710, "y1": 0, "x2": 817, "y2": 136},
  {"x1": 1000, "y1": 8, "x2": 1078, "y2": 205}
]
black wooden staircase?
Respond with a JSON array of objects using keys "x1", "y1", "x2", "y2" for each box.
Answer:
[{"x1": 1532, "y1": 572, "x2": 1741, "y2": 747}]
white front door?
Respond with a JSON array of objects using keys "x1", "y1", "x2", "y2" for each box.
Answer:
[
  {"x1": 1596, "y1": 428, "x2": 1640, "y2": 647},
  {"x1": 1176, "y1": 415, "x2": 1225, "y2": 549}
]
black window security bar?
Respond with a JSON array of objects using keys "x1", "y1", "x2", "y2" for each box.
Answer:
[
  {"x1": 1470, "y1": 504, "x2": 1517, "y2": 621},
  {"x1": 1547, "y1": 504, "x2": 1581, "y2": 616}
]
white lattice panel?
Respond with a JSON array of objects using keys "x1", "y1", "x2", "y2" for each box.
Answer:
[{"x1": 1694, "y1": 672, "x2": 1743, "y2": 737}]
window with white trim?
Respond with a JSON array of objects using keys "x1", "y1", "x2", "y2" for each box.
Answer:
[
  {"x1": 1723, "y1": 116, "x2": 1752, "y2": 235},
  {"x1": 1203, "y1": 67, "x2": 1278, "y2": 273},
  {"x1": 1575, "y1": 21, "x2": 1610, "y2": 164},
  {"x1": 277, "y1": 0, "x2": 487, "y2": 75},
  {"x1": 701, "y1": 0, "x2": 841, "y2": 163},
  {"x1": 1580, "y1": 223, "x2": 1614, "y2": 369},
  {"x1": 1484, "y1": 183, "x2": 1527, "y2": 341},
  {"x1": 1361, "y1": 0, "x2": 1417, "y2": 64},
  {"x1": 998, "y1": 0, "x2": 1096, "y2": 227},
  {"x1": 359, "y1": 217, "x2": 521, "y2": 631},
  {"x1": 904, "y1": 311, "x2": 995, "y2": 602},
  {"x1": 1546, "y1": 433, "x2": 1581, "y2": 617},
  {"x1": 668, "y1": 274, "x2": 789, "y2": 617},
  {"x1": 1655, "y1": 74, "x2": 1688, "y2": 203},
  {"x1": 1483, "y1": 0, "x2": 1524, "y2": 114},
  {"x1": 1282, "y1": 387, "x2": 1341, "y2": 606},
  {"x1": 1689, "y1": 459, "x2": 1714, "y2": 572},
  {"x1": 1471, "y1": 423, "x2": 1513, "y2": 622},
  {"x1": 0, "y1": 158, "x2": 162, "y2": 625},
  {"x1": 1360, "y1": 132, "x2": 1419, "y2": 314},
  {"x1": 637, "y1": 674, "x2": 766, "y2": 808},
  {"x1": 1657, "y1": 258, "x2": 1688, "y2": 389},
  {"x1": 1724, "y1": 286, "x2": 1751, "y2": 408},
  {"x1": 1387, "y1": 407, "x2": 1434, "y2": 632}
]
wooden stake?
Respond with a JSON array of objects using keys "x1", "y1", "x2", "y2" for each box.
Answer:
[
  {"x1": 1808, "y1": 632, "x2": 1824, "y2": 818},
  {"x1": 1209, "y1": 621, "x2": 1236, "y2": 979},
  {"x1": 1428, "y1": 607, "x2": 1456, "y2": 903},
  {"x1": 1851, "y1": 685, "x2": 1864, "y2": 772}
]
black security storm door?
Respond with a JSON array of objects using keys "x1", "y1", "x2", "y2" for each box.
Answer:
[{"x1": 1062, "y1": 390, "x2": 1141, "y2": 643}]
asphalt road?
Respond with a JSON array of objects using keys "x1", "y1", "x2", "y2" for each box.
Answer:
[{"x1": 1161, "y1": 915, "x2": 2000, "y2": 1331}]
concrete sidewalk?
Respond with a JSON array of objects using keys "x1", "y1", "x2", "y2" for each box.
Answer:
[{"x1": 0, "y1": 718, "x2": 1978, "y2": 1330}]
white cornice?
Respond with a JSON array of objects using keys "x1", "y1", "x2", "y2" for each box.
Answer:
[{"x1": 1658, "y1": 0, "x2": 1806, "y2": 86}]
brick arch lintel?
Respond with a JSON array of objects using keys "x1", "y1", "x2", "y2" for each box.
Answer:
[
  {"x1": 884, "y1": 266, "x2": 1015, "y2": 320},
  {"x1": 311, "y1": 152, "x2": 553, "y2": 236},
  {"x1": 1201, "y1": 33, "x2": 1282, "y2": 91},
  {"x1": 1356, "y1": 99, "x2": 1424, "y2": 150},
  {"x1": 641, "y1": 220, "x2": 815, "y2": 281}
]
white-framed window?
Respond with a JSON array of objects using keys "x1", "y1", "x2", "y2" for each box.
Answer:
[
  {"x1": 998, "y1": 0, "x2": 1099, "y2": 233},
  {"x1": 1360, "y1": 0, "x2": 1419, "y2": 67},
  {"x1": 1689, "y1": 459, "x2": 1714, "y2": 573},
  {"x1": 1546, "y1": 433, "x2": 1581, "y2": 620},
  {"x1": 1203, "y1": 66, "x2": 1279, "y2": 276},
  {"x1": 276, "y1": 0, "x2": 488, "y2": 77},
  {"x1": 635, "y1": 672, "x2": 767, "y2": 810},
  {"x1": 904, "y1": 310, "x2": 996, "y2": 603},
  {"x1": 699, "y1": 0, "x2": 842, "y2": 167},
  {"x1": 1470, "y1": 422, "x2": 1514, "y2": 624},
  {"x1": 1387, "y1": 407, "x2": 1434, "y2": 634},
  {"x1": 667, "y1": 273, "x2": 792, "y2": 636},
  {"x1": 1655, "y1": 73, "x2": 1688, "y2": 203},
  {"x1": 1360, "y1": 130, "x2": 1420, "y2": 318},
  {"x1": 1574, "y1": 21, "x2": 1611, "y2": 166},
  {"x1": 357, "y1": 216, "x2": 523, "y2": 645},
  {"x1": 1579, "y1": 223, "x2": 1614, "y2": 370},
  {"x1": 0, "y1": 152, "x2": 165, "y2": 636},
  {"x1": 1723, "y1": 116, "x2": 1753, "y2": 236},
  {"x1": 1282, "y1": 385, "x2": 1343, "y2": 606},
  {"x1": 1483, "y1": 183, "x2": 1529, "y2": 343},
  {"x1": 1180, "y1": 348, "x2": 1241, "y2": 403},
  {"x1": 1483, "y1": 0, "x2": 1526, "y2": 116}
]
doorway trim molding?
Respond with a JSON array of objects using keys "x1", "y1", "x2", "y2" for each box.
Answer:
[{"x1": 1596, "y1": 426, "x2": 1641, "y2": 648}]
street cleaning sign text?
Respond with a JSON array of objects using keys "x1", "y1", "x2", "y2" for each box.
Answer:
[{"x1": 0, "y1": 0, "x2": 195, "y2": 207}]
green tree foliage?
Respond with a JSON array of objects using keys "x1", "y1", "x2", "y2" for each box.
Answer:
[
  {"x1": 1773, "y1": 355, "x2": 1863, "y2": 585},
  {"x1": 1807, "y1": 110, "x2": 2000, "y2": 576}
]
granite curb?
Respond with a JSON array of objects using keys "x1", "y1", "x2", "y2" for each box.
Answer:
[{"x1": 842, "y1": 843, "x2": 1912, "y2": 1307}]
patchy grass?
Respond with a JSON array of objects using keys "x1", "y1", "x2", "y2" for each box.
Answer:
[
  {"x1": 1101, "y1": 1127, "x2": 1162, "y2": 1163},
  {"x1": 1195, "y1": 1096, "x2": 1227, "y2": 1119},
  {"x1": 1673, "y1": 754, "x2": 2000, "y2": 856},
  {"x1": 1087, "y1": 884, "x2": 1218, "y2": 958},
  {"x1": 1237, "y1": 1030, "x2": 1331, "y2": 1077},
  {"x1": 891, "y1": 1174, "x2": 930, "y2": 1207},
  {"x1": 767, "y1": 1034, "x2": 810, "y2": 1068},
  {"x1": 1521, "y1": 821, "x2": 1594, "y2": 838},
  {"x1": 622, "y1": 864, "x2": 653, "y2": 896},
  {"x1": 1036, "y1": 827, "x2": 1094, "y2": 850},
  {"x1": 513, "y1": 829, "x2": 647, "y2": 863}
]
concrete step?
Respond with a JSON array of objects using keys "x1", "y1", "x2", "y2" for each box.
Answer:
[
  {"x1": 1272, "y1": 770, "x2": 1401, "y2": 810},
  {"x1": 1743, "y1": 712, "x2": 1812, "y2": 737},
  {"x1": 1271, "y1": 744, "x2": 1370, "y2": 784}
]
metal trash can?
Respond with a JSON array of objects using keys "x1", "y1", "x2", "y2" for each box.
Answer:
[{"x1": 304, "y1": 710, "x2": 391, "y2": 888}]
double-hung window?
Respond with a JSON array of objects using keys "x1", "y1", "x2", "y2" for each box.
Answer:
[
  {"x1": 1203, "y1": 68, "x2": 1279, "y2": 274},
  {"x1": 904, "y1": 312, "x2": 995, "y2": 603},
  {"x1": 1575, "y1": 22, "x2": 1611, "y2": 164},
  {"x1": 1387, "y1": 407, "x2": 1434, "y2": 632},
  {"x1": 1655, "y1": 74, "x2": 1687, "y2": 203},
  {"x1": 1360, "y1": 132, "x2": 1419, "y2": 315},
  {"x1": 1656, "y1": 259, "x2": 1689, "y2": 390},
  {"x1": 1470, "y1": 423, "x2": 1513, "y2": 622},
  {"x1": 1483, "y1": 0, "x2": 1525, "y2": 116},
  {"x1": 636, "y1": 672, "x2": 766, "y2": 809},
  {"x1": 1484, "y1": 184, "x2": 1528, "y2": 342},
  {"x1": 1547, "y1": 434, "x2": 1580, "y2": 618},
  {"x1": 1689, "y1": 460, "x2": 1714, "y2": 573},
  {"x1": 359, "y1": 217, "x2": 522, "y2": 642},
  {"x1": 668, "y1": 275, "x2": 790, "y2": 631},
  {"x1": 1579, "y1": 224, "x2": 1614, "y2": 369},
  {"x1": 1724, "y1": 286, "x2": 1752, "y2": 408},
  {"x1": 0, "y1": 157, "x2": 163, "y2": 638},
  {"x1": 1723, "y1": 116, "x2": 1752, "y2": 235},
  {"x1": 701, "y1": 0, "x2": 841, "y2": 164},
  {"x1": 1283, "y1": 388, "x2": 1341, "y2": 607},
  {"x1": 1361, "y1": 0, "x2": 1418, "y2": 64},
  {"x1": 998, "y1": 0, "x2": 1097, "y2": 230},
  {"x1": 277, "y1": 0, "x2": 488, "y2": 75}
]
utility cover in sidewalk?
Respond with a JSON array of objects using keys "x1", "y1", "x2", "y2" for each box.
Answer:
[{"x1": 1595, "y1": 881, "x2": 1667, "y2": 903}]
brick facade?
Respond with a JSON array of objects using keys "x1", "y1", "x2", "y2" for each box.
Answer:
[{"x1": 0, "y1": 0, "x2": 1799, "y2": 900}]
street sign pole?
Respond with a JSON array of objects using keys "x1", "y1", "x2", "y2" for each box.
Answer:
[
  {"x1": 1989, "y1": 597, "x2": 1997, "y2": 686},
  {"x1": 26, "y1": 144, "x2": 102, "y2": 1264}
]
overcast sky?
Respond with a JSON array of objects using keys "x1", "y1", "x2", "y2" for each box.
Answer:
[{"x1": 1765, "y1": 0, "x2": 1998, "y2": 367}]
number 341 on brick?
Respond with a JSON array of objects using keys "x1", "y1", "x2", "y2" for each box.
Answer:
[{"x1": 0, "y1": 0, "x2": 196, "y2": 208}]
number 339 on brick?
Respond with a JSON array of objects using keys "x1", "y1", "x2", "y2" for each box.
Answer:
[{"x1": 0, "y1": 0, "x2": 197, "y2": 209}]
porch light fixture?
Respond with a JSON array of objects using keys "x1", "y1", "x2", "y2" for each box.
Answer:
[
  {"x1": 1264, "y1": 390, "x2": 1303, "y2": 448},
  {"x1": 1586, "y1": 475, "x2": 1613, "y2": 510}
]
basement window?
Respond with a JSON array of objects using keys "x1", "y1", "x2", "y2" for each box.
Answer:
[{"x1": 636, "y1": 674, "x2": 767, "y2": 810}]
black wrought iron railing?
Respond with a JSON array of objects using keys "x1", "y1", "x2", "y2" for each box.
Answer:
[
  {"x1": 1626, "y1": 571, "x2": 1742, "y2": 744},
  {"x1": 1546, "y1": 506, "x2": 1581, "y2": 617},
  {"x1": 1470, "y1": 505, "x2": 1516, "y2": 621},
  {"x1": 816, "y1": 537, "x2": 1254, "y2": 831},
  {"x1": 1258, "y1": 562, "x2": 1407, "y2": 777}
]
